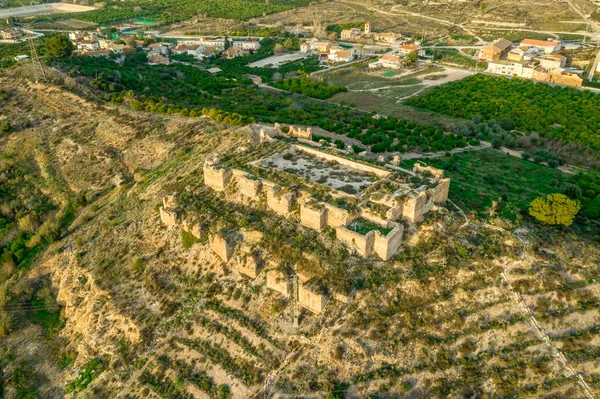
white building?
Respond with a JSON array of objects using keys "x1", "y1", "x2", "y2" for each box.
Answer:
[{"x1": 233, "y1": 40, "x2": 261, "y2": 51}]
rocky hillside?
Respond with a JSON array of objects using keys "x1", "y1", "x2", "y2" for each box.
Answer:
[{"x1": 1, "y1": 67, "x2": 600, "y2": 399}]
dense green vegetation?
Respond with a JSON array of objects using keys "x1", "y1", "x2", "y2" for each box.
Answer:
[
  {"x1": 58, "y1": 51, "x2": 475, "y2": 155},
  {"x1": 65, "y1": 358, "x2": 107, "y2": 393},
  {"x1": 567, "y1": 172, "x2": 600, "y2": 220},
  {"x1": 272, "y1": 77, "x2": 347, "y2": 99},
  {"x1": 406, "y1": 74, "x2": 600, "y2": 151},
  {"x1": 30, "y1": 0, "x2": 316, "y2": 25},
  {"x1": 405, "y1": 149, "x2": 599, "y2": 230},
  {"x1": 0, "y1": 41, "x2": 30, "y2": 69}
]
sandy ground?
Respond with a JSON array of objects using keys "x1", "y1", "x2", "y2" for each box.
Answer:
[
  {"x1": 248, "y1": 53, "x2": 309, "y2": 68},
  {"x1": 0, "y1": 3, "x2": 95, "y2": 18},
  {"x1": 259, "y1": 148, "x2": 376, "y2": 193}
]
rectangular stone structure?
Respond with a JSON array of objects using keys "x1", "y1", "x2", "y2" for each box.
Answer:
[
  {"x1": 298, "y1": 284, "x2": 328, "y2": 314},
  {"x1": 323, "y1": 203, "x2": 351, "y2": 228},
  {"x1": 209, "y1": 234, "x2": 234, "y2": 263},
  {"x1": 373, "y1": 224, "x2": 404, "y2": 261},
  {"x1": 203, "y1": 161, "x2": 232, "y2": 191},
  {"x1": 335, "y1": 227, "x2": 375, "y2": 257},
  {"x1": 159, "y1": 206, "x2": 177, "y2": 227},
  {"x1": 264, "y1": 183, "x2": 296, "y2": 216},
  {"x1": 403, "y1": 192, "x2": 427, "y2": 223},
  {"x1": 434, "y1": 178, "x2": 450, "y2": 203},
  {"x1": 237, "y1": 251, "x2": 261, "y2": 279},
  {"x1": 300, "y1": 203, "x2": 327, "y2": 231},
  {"x1": 266, "y1": 269, "x2": 291, "y2": 296},
  {"x1": 236, "y1": 172, "x2": 262, "y2": 201}
]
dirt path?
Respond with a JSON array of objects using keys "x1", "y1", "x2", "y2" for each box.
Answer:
[{"x1": 372, "y1": 4, "x2": 485, "y2": 44}]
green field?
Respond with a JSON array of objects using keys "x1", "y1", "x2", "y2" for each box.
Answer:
[
  {"x1": 403, "y1": 149, "x2": 571, "y2": 213},
  {"x1": 405, "y1": 74, "x2": 600, "y2": 153}
]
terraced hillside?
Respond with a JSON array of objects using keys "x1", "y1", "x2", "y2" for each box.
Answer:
[{"x1": 0, "y1": 66, "x2": 599, "y2": 398}]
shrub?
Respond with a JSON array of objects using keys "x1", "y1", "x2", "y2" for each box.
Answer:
[
  {"x1": 181, "y1": 230, "x2": 200, "y2": 249},
  {"x1": 529, "y1": 193, "x2": 580, "y2": 226}
]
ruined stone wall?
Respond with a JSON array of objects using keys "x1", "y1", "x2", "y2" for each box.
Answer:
[
  {"x1": 300, "y1": 203, "x2": 327, "y2": 231},
  {"x1": 334, "y1": 291, "x2": 352, "y2": 304},
  {"x1": 323, "y1": 204, "x2": 351, "y2": 228},
  {"x1": 294, "y1": 145, "x2": 391, "y2": 178},
  {"x1": 386, "y1": 206, "x2": 403, "y2": 221},
  {"x1": 414, "y1": 164, "x2": 444, "y2": 181},
  {"x1": 182, "y1": 219, "x2": 201, "y2": 239},
  {"x1": 360, "y1": 208, "x2": 391, "y2": 228},
  {"x1": 298, "y1": 284, "x2": 328, "y2": 313},
  {"x1": 403, "y1": 192, "x2": 426, "y2": 223},
  {"x1": 335, "y1": 227, "x2": 375, "y2": 257},
  {"x1": 209, "y1": 234, "x2": 234, "y2": 263},
  {"x1": 237, "y1": 251, "x2": 261, "y2": 279},
  {"x1": 264, "y1": 182, "x2": 296, "y2": 216},
  {"x1": 434, "y1": 178, "x2": 450, "y2": 203},
  {"x1": 203, "y1": 161, "x2": 232, "y2": 191},
  {"x1": 373, "y1": 224, "x2": 404, "y2": 261},
  {"x1": 159, "y1": 206, "x2": 177, "y2": 227},
  {"x1": 234, "y1": 171, "x2": 263, "y2": 201},
  {"x1": 422, "y1": 189, "x2": 435, "y2": 215},
  {"x1": 266, "y1": 269, "x2": 291, "y2": 296},
  {"x1": 289, "y1": 126, "x2": 312, "y2": 140}
]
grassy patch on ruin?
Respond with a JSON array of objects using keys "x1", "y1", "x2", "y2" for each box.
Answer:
[{"x1": 349, "y1": 218, "x2": 393, "y2": 236}]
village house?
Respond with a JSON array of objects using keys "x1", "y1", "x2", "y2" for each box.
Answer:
[
  {"x1": 369, "y1": 54, "x2": 405, "y2": 69},
  {"x1": 233, "y1": 39, "x2": 261, "y2": 51},
  {"x1": 520, "y1": 38, "x2": 561, "y2": 54},
  {"x1": 373, "y1": 32, "x2": 402, "y2": 44},
  {"x1": 341, "y1": 27, "x2": 362, "y2": 41},
  {"x1": 398, "y1": 44, "x2": 423, "y2": 57},
  {"x1": 83, "y1": 50, "x2": 111, "y2": 58},
  {"x1": 173, "y1": 44, "x2": 188, "y2": 55},
  {"x1": 328, "y1": 49, "x2": 355, "y2": 63},
  {"x1": 312, "y1": 41, "x2": 331, "y2": 53},
  {"x1": 300, "y1": 42, "x2": 310, "y2": 53},
  {"x1": 148, "y1": 54, "x2": 170, "y2": 65},
  {"x1": 177, "y1": 37, "x2": 227, "y2": 51},
  {"x1": 539, "y1": 54, "x2": 567, "y2": 70},
  {"x1": 149, "y1": 43, "x2": 171, "y2": 56},
  {"x1": 221, "y1": 47, "x2": 248, "y2": 59},
  {"x1": 202, "y1": 47, "x2": 220, "y2": 59},
  {"x1": 507, "y1": 45, "x2": 536, "y2": 62},
  {"x1": 550, "y1": 69, "x2": 582, "y2": 87},
  {"x1": 478, "y1": 38, "x2": 512, "y2": 61},
  {"x1": 186, "y1": 44, "x2": 203, "y2": 58},
  {"x1": 77, "y1": 40, "x2": 100, "y2": 52}
]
